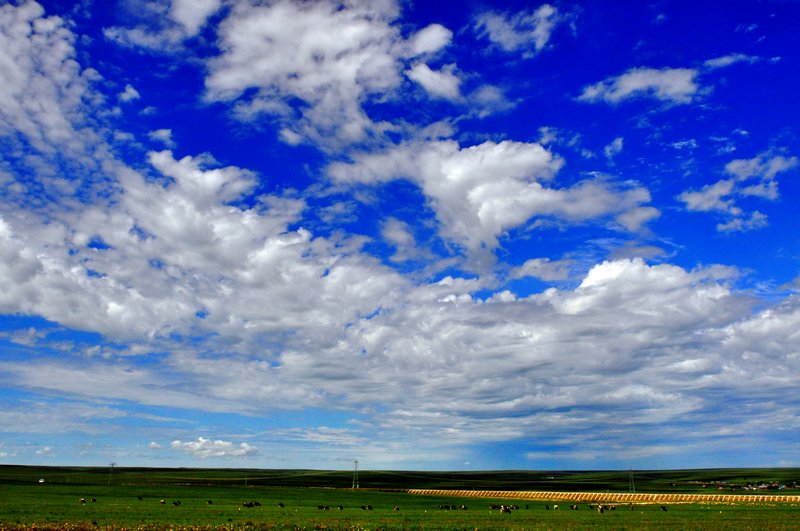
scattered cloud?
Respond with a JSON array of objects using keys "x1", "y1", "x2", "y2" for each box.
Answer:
[
  {"x1": 579, "y1": 67, "x2": 699, "y2": 104},
  {"x1": 678, "y1": 152, "x2": 797, "y2": 232},
  {"x1": 2, "y1": 0, "x2": 799, "y2": 470},
  {"x1": 171, "y1": 437, "x2": 259, "y2": 459},
  {"x1": 703, "y1": 53, "x2": 760, "y2": 69},
  {"x1": 406, "y1": 63, "x2": 461, "y2": 100},
  {"x1": 203, "y1": 0, "x2": 408, "y2": 148},
  {"x1": 509, "y1": 257, "x2": 573, "y2": 281},
  {"x1": 118, "y1": 84, "x2": 140, "y2": 103},
  {"x1": 474, "y1": 4, "x2": 561, "y2": 57},
  {"x1": 604, "y1": 137, "x2": 624, "y2": 159}
]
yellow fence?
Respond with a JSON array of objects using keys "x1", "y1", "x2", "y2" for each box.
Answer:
[{"x1": 407, "y1": 489, "x2": 800, "y2": 504}]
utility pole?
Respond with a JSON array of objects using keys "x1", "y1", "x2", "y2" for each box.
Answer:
[
  {"x1": 352, "y1": 459, "x2": 359, "y2": 489},
  {"x1": 108, "y1": 462, "x2": 116, "y2": 486},
  {"x1": 629, "y1": 468, "x2": 636, "y2": 493}
]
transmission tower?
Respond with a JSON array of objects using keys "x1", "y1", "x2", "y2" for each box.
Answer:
[{"x1": 352, "y1": 459, "x2": 359, "y2": 489}]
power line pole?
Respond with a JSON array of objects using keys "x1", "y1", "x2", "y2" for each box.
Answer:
[{"x1": 352, "y1": 459, "x2": 359, "y2": 489}]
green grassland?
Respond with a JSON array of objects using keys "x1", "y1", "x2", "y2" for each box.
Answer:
[{"x1": 1, "y1": 466, "x2": 799, "y2": 530}]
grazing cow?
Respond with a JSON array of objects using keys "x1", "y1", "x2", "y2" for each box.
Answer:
[
  {"x1": 570, "y1": 504, "x2": 578, "y2": 510},
  {"x1": 79, "y1": 498, "x2": 86, "y2": 504},
  {"x1": 337, "y1": 505, "x2": 344, "y2": 510},
  {"x1": 278, "y1": 502, "x2": 285, "y2": 508},
  {"x1": 460, "y1": 504, "x2": 468, "y2": 510},
  {"x1": 159, "y1": 500, "x2": 166, "y2": 505},
  {"x1": 553, "y1": 504, "x2": 558, "y2": 510},
  {"x1": 206, "y1": 500, "x2": 213, "y2": 505},
  {"x1": 545, "y1": 504, "x2": 550, "y2": 510},
  {"x1": 137, "y1": 496, "x2": 143, "y2": 501},
  {"x1": 91, "y1": 498, "x2": 96, "y2": 503},
  {"x1": 317, "y1": 504, "x2": 330, "y2": 510},
  {"x1": 661, "y1": 505, "x2": 668, "y2": 512},
  {"x1": 172, "y1": 501, "x2": 181, "y2": 506},
  {"x1": 500, "y1": 505, "x2": 512, "y2": 514},
  {"x1": 393, "y1": 505, "x2": 400, "y2": 511}
]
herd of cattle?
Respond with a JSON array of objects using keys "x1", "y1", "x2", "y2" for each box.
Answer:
[{"x1": 78, "y1": 496, "x2": 669, "y2": 513}]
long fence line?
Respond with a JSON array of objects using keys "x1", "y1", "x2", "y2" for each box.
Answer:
[{"x1": 407, "y1": 489, "x2": 800, "y2": 504}]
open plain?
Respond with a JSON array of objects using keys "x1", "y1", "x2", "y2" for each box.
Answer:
[{"x1": 1, "y1": 466, "x2": 799, "y2": 530}]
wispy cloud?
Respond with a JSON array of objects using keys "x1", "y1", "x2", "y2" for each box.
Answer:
[
  {"x1": 579, "y1": 67, "x2": 699, "y2": 104},
  {"x1": 474, "y1": 4, "x2": 561, "y2": 57}
]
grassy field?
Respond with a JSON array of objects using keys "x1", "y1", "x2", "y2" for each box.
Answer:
[{"x1": 1, "y1": 466, "x2": 799, "y2": 530}]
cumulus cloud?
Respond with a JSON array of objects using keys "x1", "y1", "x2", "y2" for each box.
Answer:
[
  {"x1": 474, "y1": 4, "x2": 561, "y2": 57},
  {"x1": 147, "y1": 128, "x2": 175, "y2": 148},
  {"x1": 204, "y1": 0, "x2": 406, "y2": 148},
  {"x1": 0, "y1": 2, "x2": 99, "y2": 156},
  {"x1": 118, "y1": 84, "x2": 140, "y2": 103},
  {"x1": 678, "y1": 152, "x2": 797, "y2": 232},
  {"x1": 508, "y1": 257, "x2": 573, "y2": 281},
  {"x1": 103, "y1": 0, "x2": 223, "y2": 49},
  {"x1": 329, "y1": 139, "x2": 657, "y2": 267},
  {"x1": 169, "y1": 0, "x2": 222, "y2": 36},
  {"x1": 171, "y1": 437, "x2": 258, "y2": 459},
  {"x1": 604, "y1": 137, "x2": 624, "y2": 159},
  {"x1": 406, "y1": 23, "x2": 452, "y2": 57},
  {"x1": 381, "y1": 217, "x2": 432, "y2": 263},
  {"x1": 406, "y1": 63, "x2": 461, "y2": 100},
  {"x1": 579, "y1": 67, "x2": 699, "y2": 104}
]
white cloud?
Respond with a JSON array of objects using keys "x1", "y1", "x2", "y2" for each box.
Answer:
[
  {"x1": 147, "y1": 128, "x2": 175, "y2": 148},
  {"x1": 406, "y1": 63, "x2": 461, "y2": 100},
  {"x1": 604, "y1": 136, "x2": 624, "y2": 159},
  {"x1": 0, "y1": 2, "x2": 96, "y2": 155},
  {"x1": 381, "y1": 217, "x2": 432, "y2": 263},
  {"x1": 171, "y1": 437, "x2": 258, "y2": 459},
  {"x1": 703, "y1": 53, "x2": 759, "y2": 69},
  {"x1": 679, "y1": 152, "x2": 797, "y2": 232},
  {"x1": 678, "y1": 179, "x2": 736, "y2": 213},
  {"x1": 406, "y1": 23, "x2": 452, "y2": 57},
  {"x1": 329, "y1": 139, "x2": 657, "y2": 267},
  {"x1": 118, "y1": 84, "x2": 140, "y2": 103},
  {"x1": 579, "y1": 67, "x2": 699, "y2": 104},
  {"x1": 717, "y1": 211, "x2": 768, "y2": 232},
  {"x1": 103, "y1": 0, "x2": 222, "y2": 50},
  {"x1": 169, "y1": 0, "x2": 222, "y2": 36},
  {"x1": 204, "y1": 0, "x2": 405, "y2": 148},
  {"x1": 725, "y1": 153, "x2": 798, "y2": 182},
  {"x1": 509, "y1": 257, "x2": 573, "y2": 281},
  {"x1": 475, "y1": 4, "x2": 561, "y2": 57}
]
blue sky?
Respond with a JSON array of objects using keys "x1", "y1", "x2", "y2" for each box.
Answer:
[{"x1": 1, "y1": 0, "x2": 799, "y2": 471}]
